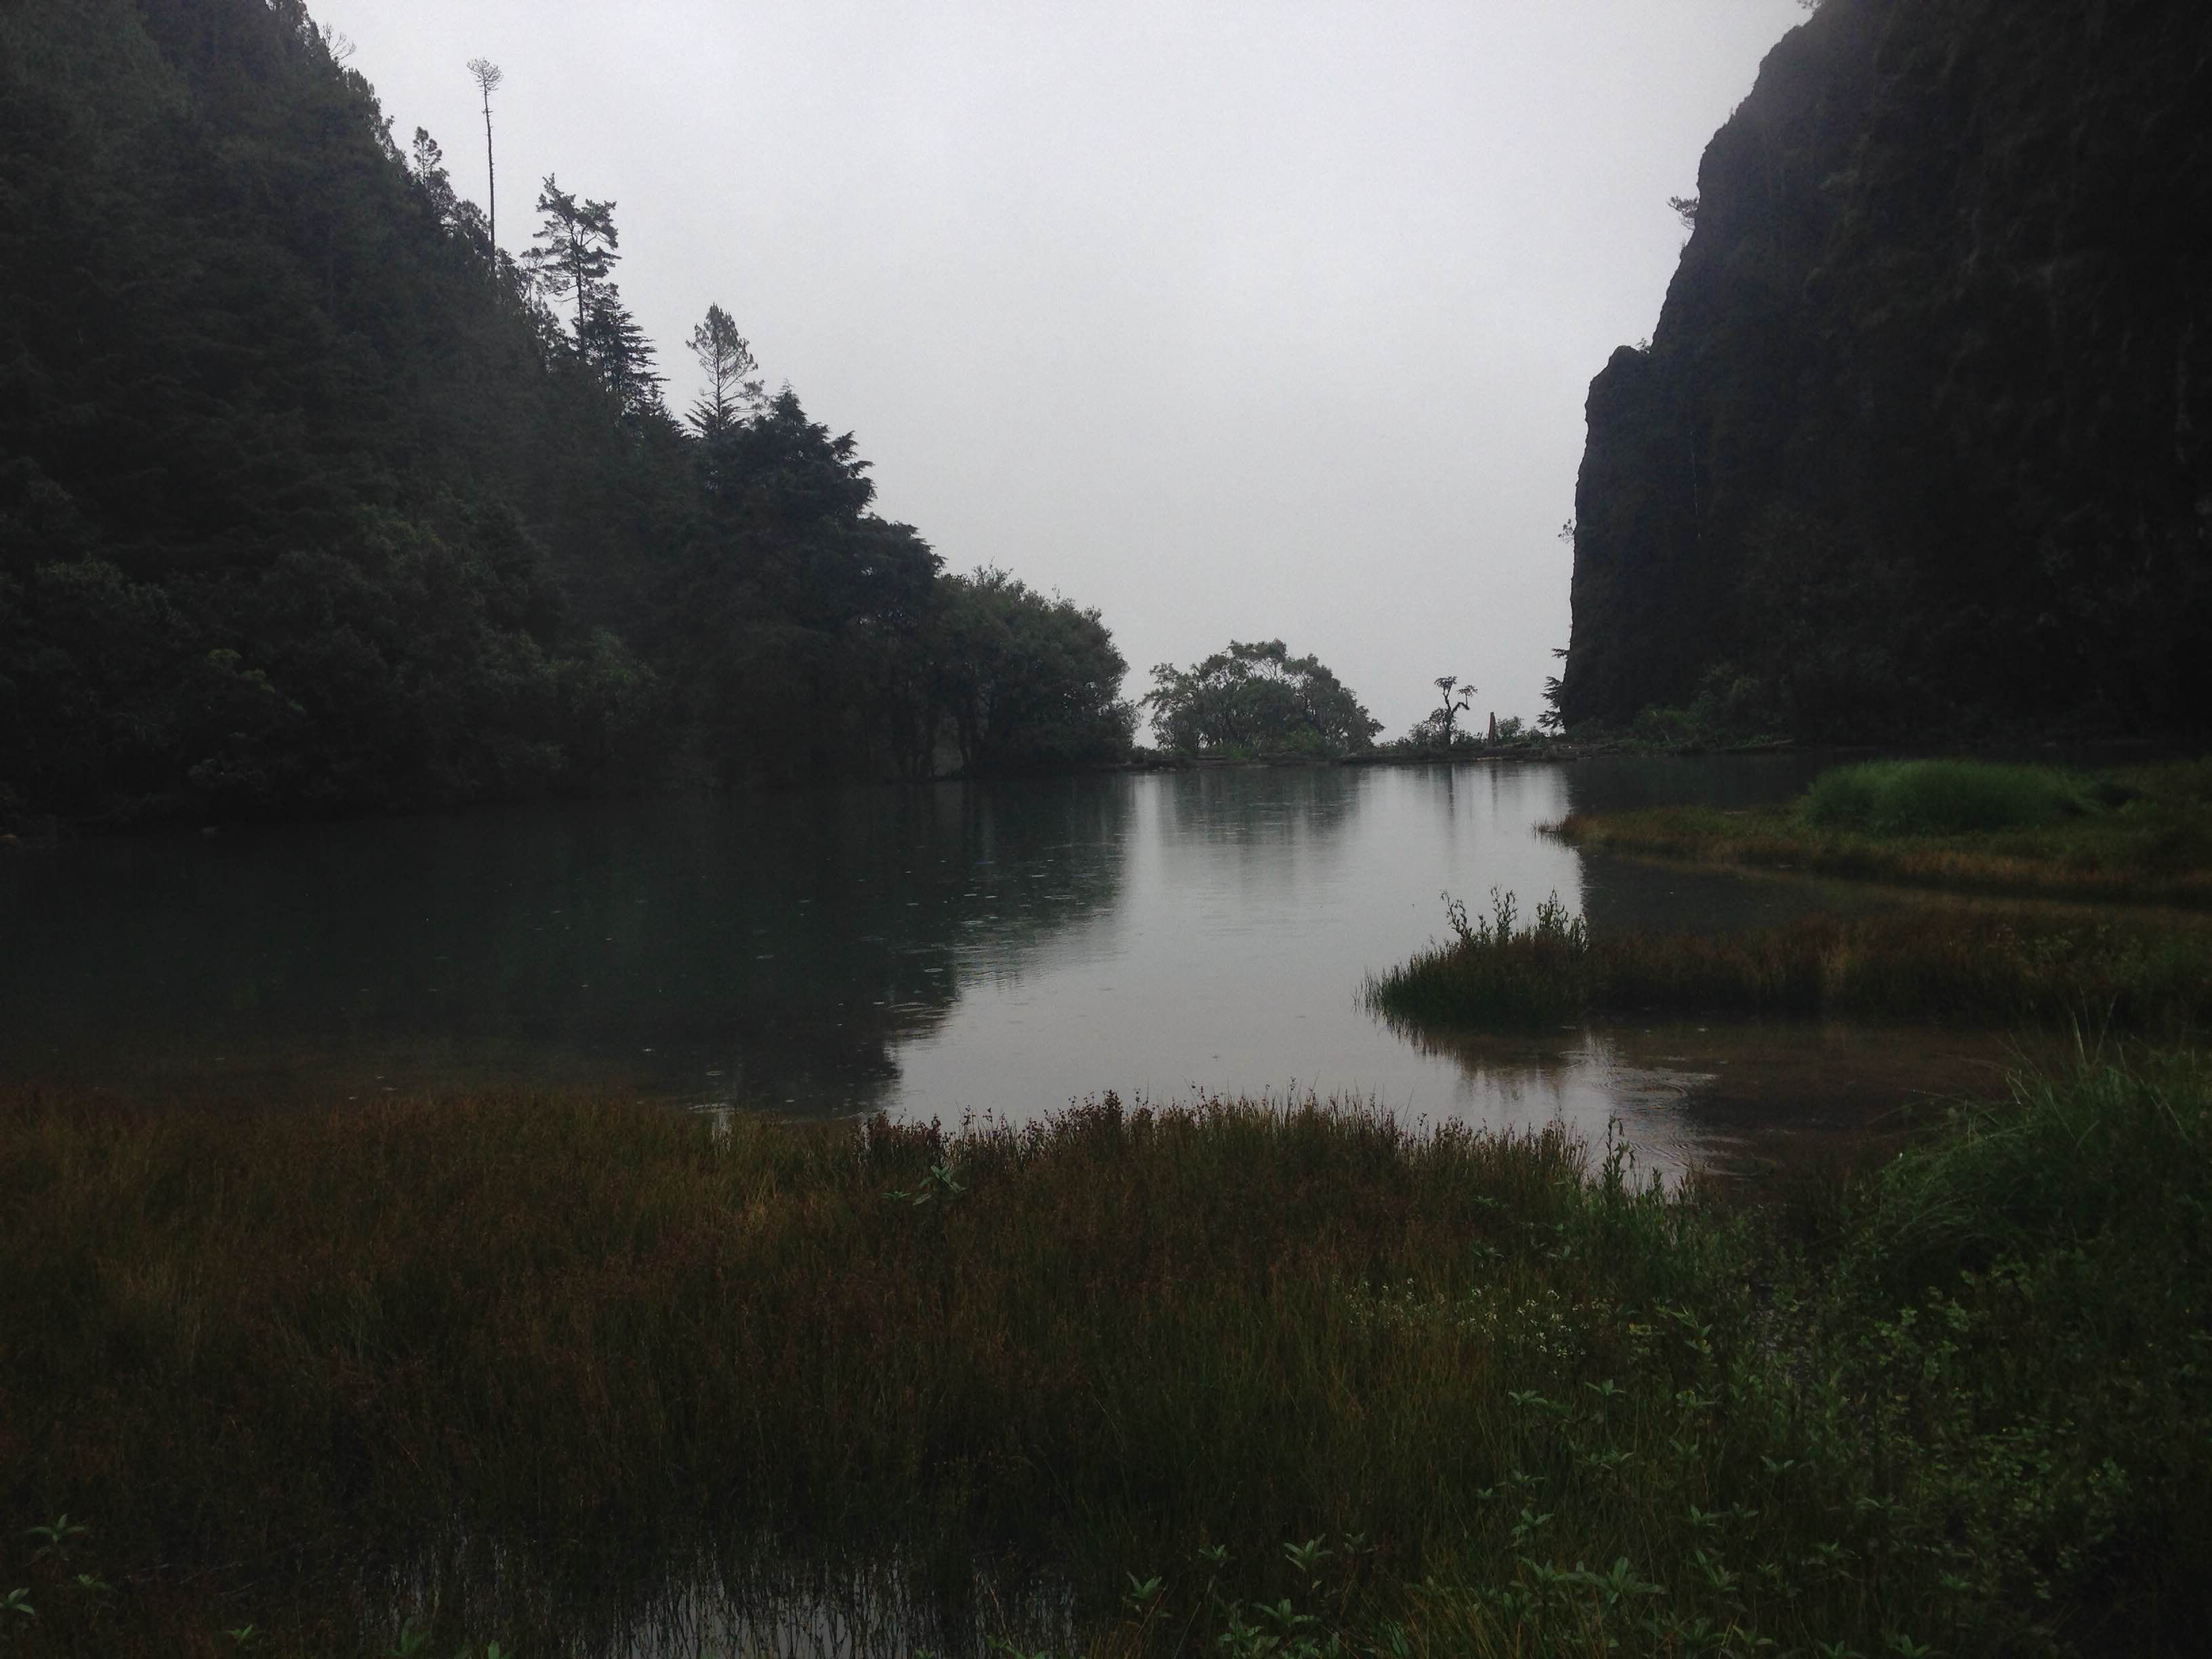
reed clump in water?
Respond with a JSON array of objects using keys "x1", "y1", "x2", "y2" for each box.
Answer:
[
  {"x1": 4, "y1": 1058, "x2": 2209, "y2": 1657},
  {"x1": 1368, "y1": 887, "x2": 2212, "y2": 1032},
  {"x1": 1550, "y1": 758, "x2": 2212, "y2": 906}
]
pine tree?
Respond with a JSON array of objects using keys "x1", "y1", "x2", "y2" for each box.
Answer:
[
  {"x1": 687, "y1": 304, "x2": 761, "y2": 437},
  {"x1": 407, "y1": 128, "x2": 457, "y2": 225},
  {"x1": 466, "y1": 58, "x2": 503, "y2": 247},
  {"x1": 581, "y1": 285, "x2": 665, "y2": 417},
  {"x1": 520, "y1": 177, "x2": 619, "y2": 341}
]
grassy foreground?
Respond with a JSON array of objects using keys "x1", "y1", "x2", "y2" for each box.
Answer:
[
  {"x1": 4, "y1": 1062, "x2": 2211, "y2": 1657},
  {"x1": 1367, "y1": 889, "x2": 2212, "y2": 1033},
  {"x1": 1550, "y1": 760, "x2": 2212, "y2": 907}
]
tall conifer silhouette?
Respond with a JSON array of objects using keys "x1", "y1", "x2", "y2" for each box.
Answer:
[{"x1": 466, "y1": 58, "x2": 503, "y2": 249}]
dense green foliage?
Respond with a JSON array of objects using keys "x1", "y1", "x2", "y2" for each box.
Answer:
[
  {"x1": 1553, "y1": 760, "x2": 2212, "y2": 907},
  {"x1": 1612, "y1": 665, "x2": 1787, "y2": 753},
  {"x1": 1143, "y1": 639, "x2": 1381, "y2": 758},
  {"x1": 1559, "y1": 0, "x2": 2212, "y2": 741},
  {"x1": 0, "y1": 0, "x2": 1130, "y2": 828},
  {"x1": 1369, "y1": 888, "x2": 2212, "y2": 1033},
  {"x1": 930, "y1": 569, "x2": 1137, "y2": 773},
  {"x1": 5, "y1": 1055, "x2": 2209, "y2": 1655},
  {"x1": 1800, "y1": 760, "x2": 2097, "y2": 836}
]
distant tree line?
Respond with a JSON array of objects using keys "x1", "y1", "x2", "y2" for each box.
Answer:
[{"x1": 0, "y1": 0, "x2": 1132, "y2": 829}]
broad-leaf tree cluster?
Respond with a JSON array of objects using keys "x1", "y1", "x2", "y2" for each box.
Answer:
[
  {"x1": 931, "y1": 570, "x2": 1136, "y2": 774},
  {"x1": 1142, "y1": 640, "x2": 1380, "y2": 758},
  {"x1": 0, "y1": 0, "x2": 1133, "y2": 828}
]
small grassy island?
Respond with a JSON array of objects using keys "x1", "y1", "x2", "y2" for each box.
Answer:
[
  {"x1": 1370, "y1": 764, "x2": 2212, "y2": 1037},
  {"x1": 1366, "y1": 886, "x2": 2212, "y2": 1034},
  {"x1": 1548, "y1": 760, "x2": 2212, "y2": 909}
]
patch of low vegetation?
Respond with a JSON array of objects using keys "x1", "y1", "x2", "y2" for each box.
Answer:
[
  {"x1": 1551, "y1": 759, "x2": 2212, "y2": 906},
  {"x1": 1620, "y1": 665, "x2": 1791, "y2": 754},
  {"x1": 1367, "y1": 887, "x2": 2212, "y2": 1033},
  {"x1": 1380, "y1": 712, "x2": 1559, "y2": 762},
  {"x1": 5, "y1": 1057, "x2": 2211, "y2": 1656},
  {"x1": 1545, "y1": 665, "x2": 1791, "y2": 757},
  {"x1": 1800, "y1": 760, "x2": 2100, "y2": 836}
]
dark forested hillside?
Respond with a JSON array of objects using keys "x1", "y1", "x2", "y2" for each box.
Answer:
[
  {"x1": 0, "y1": 0, "x2": 1132, "y2": 830},
  {"x1": 1558, "y1": 0, "x2": 2212, "y2": 740}
]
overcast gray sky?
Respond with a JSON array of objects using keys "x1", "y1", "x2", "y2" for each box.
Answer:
[{"x1": 317, "y1": 0, "x2": 1805, "y2": 737}]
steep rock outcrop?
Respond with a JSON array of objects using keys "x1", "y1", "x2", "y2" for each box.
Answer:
[{"x1": 1560, "y1": 0, "x2": 2212, "y2": 737}]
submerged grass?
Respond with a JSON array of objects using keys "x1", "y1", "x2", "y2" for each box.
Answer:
[
  {"x1": 1367, "y1": 887, "x2": 2212, "y2": 1033},
  {"x1": 1551, "y1": 759, "x2": 2212, "y2": 906},
  {"x1": 4, "y1": 1057, "x2": 2211, "y2": 1657}
]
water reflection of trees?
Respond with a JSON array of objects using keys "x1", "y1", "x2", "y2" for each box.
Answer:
[
  {"x1": 1545, "y1": 752, "x2": 1888, "y2": 942},
  {"x1": 1158, "y1": 764, "x2": 1367, "y2": 847},
  {"x1": 1571, "y1": 852, "x2": 1873, "y2": 939},
  {"x1": 1381, "y1": 1019, "x2": 1585, "y2": 1113},
  {"x1": 0, "y1": 780, "x2": 1132, "y2": 1114},
  {"x1": 1371, "y1": 1017, "x2": 1717, "y2": 1180},
  {"x1": 1560, "y1": 753, "x2": 1832, "y2": 817}
]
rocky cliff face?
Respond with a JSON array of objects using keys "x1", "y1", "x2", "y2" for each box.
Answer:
[{"x1": 1559, "y1": 0, "x2": 2212, "y2": 738}]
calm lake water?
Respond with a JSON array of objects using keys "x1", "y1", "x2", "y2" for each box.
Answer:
[{"x1": 0, "y1": 756, "x2": 2030, "y2": 1172}]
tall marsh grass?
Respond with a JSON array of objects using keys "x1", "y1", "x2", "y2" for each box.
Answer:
[
  {"x1": 0, "y1": 1089, "x2": 1712, "y2": 1650},
  {"x1": 4, "y1": 1061, "x2": 2209, "y2": 1656},
  {"x1": 1801, "y1": 760, "x2": 2097, "y2": 836},
  {"x1": 1368, "y1": 888, "x2": 2212, "y2": 1032}
]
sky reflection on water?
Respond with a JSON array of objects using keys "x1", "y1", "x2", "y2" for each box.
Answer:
[{"x1": 0, "y1": 754, "x2": 1974, "y2": 1171}]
